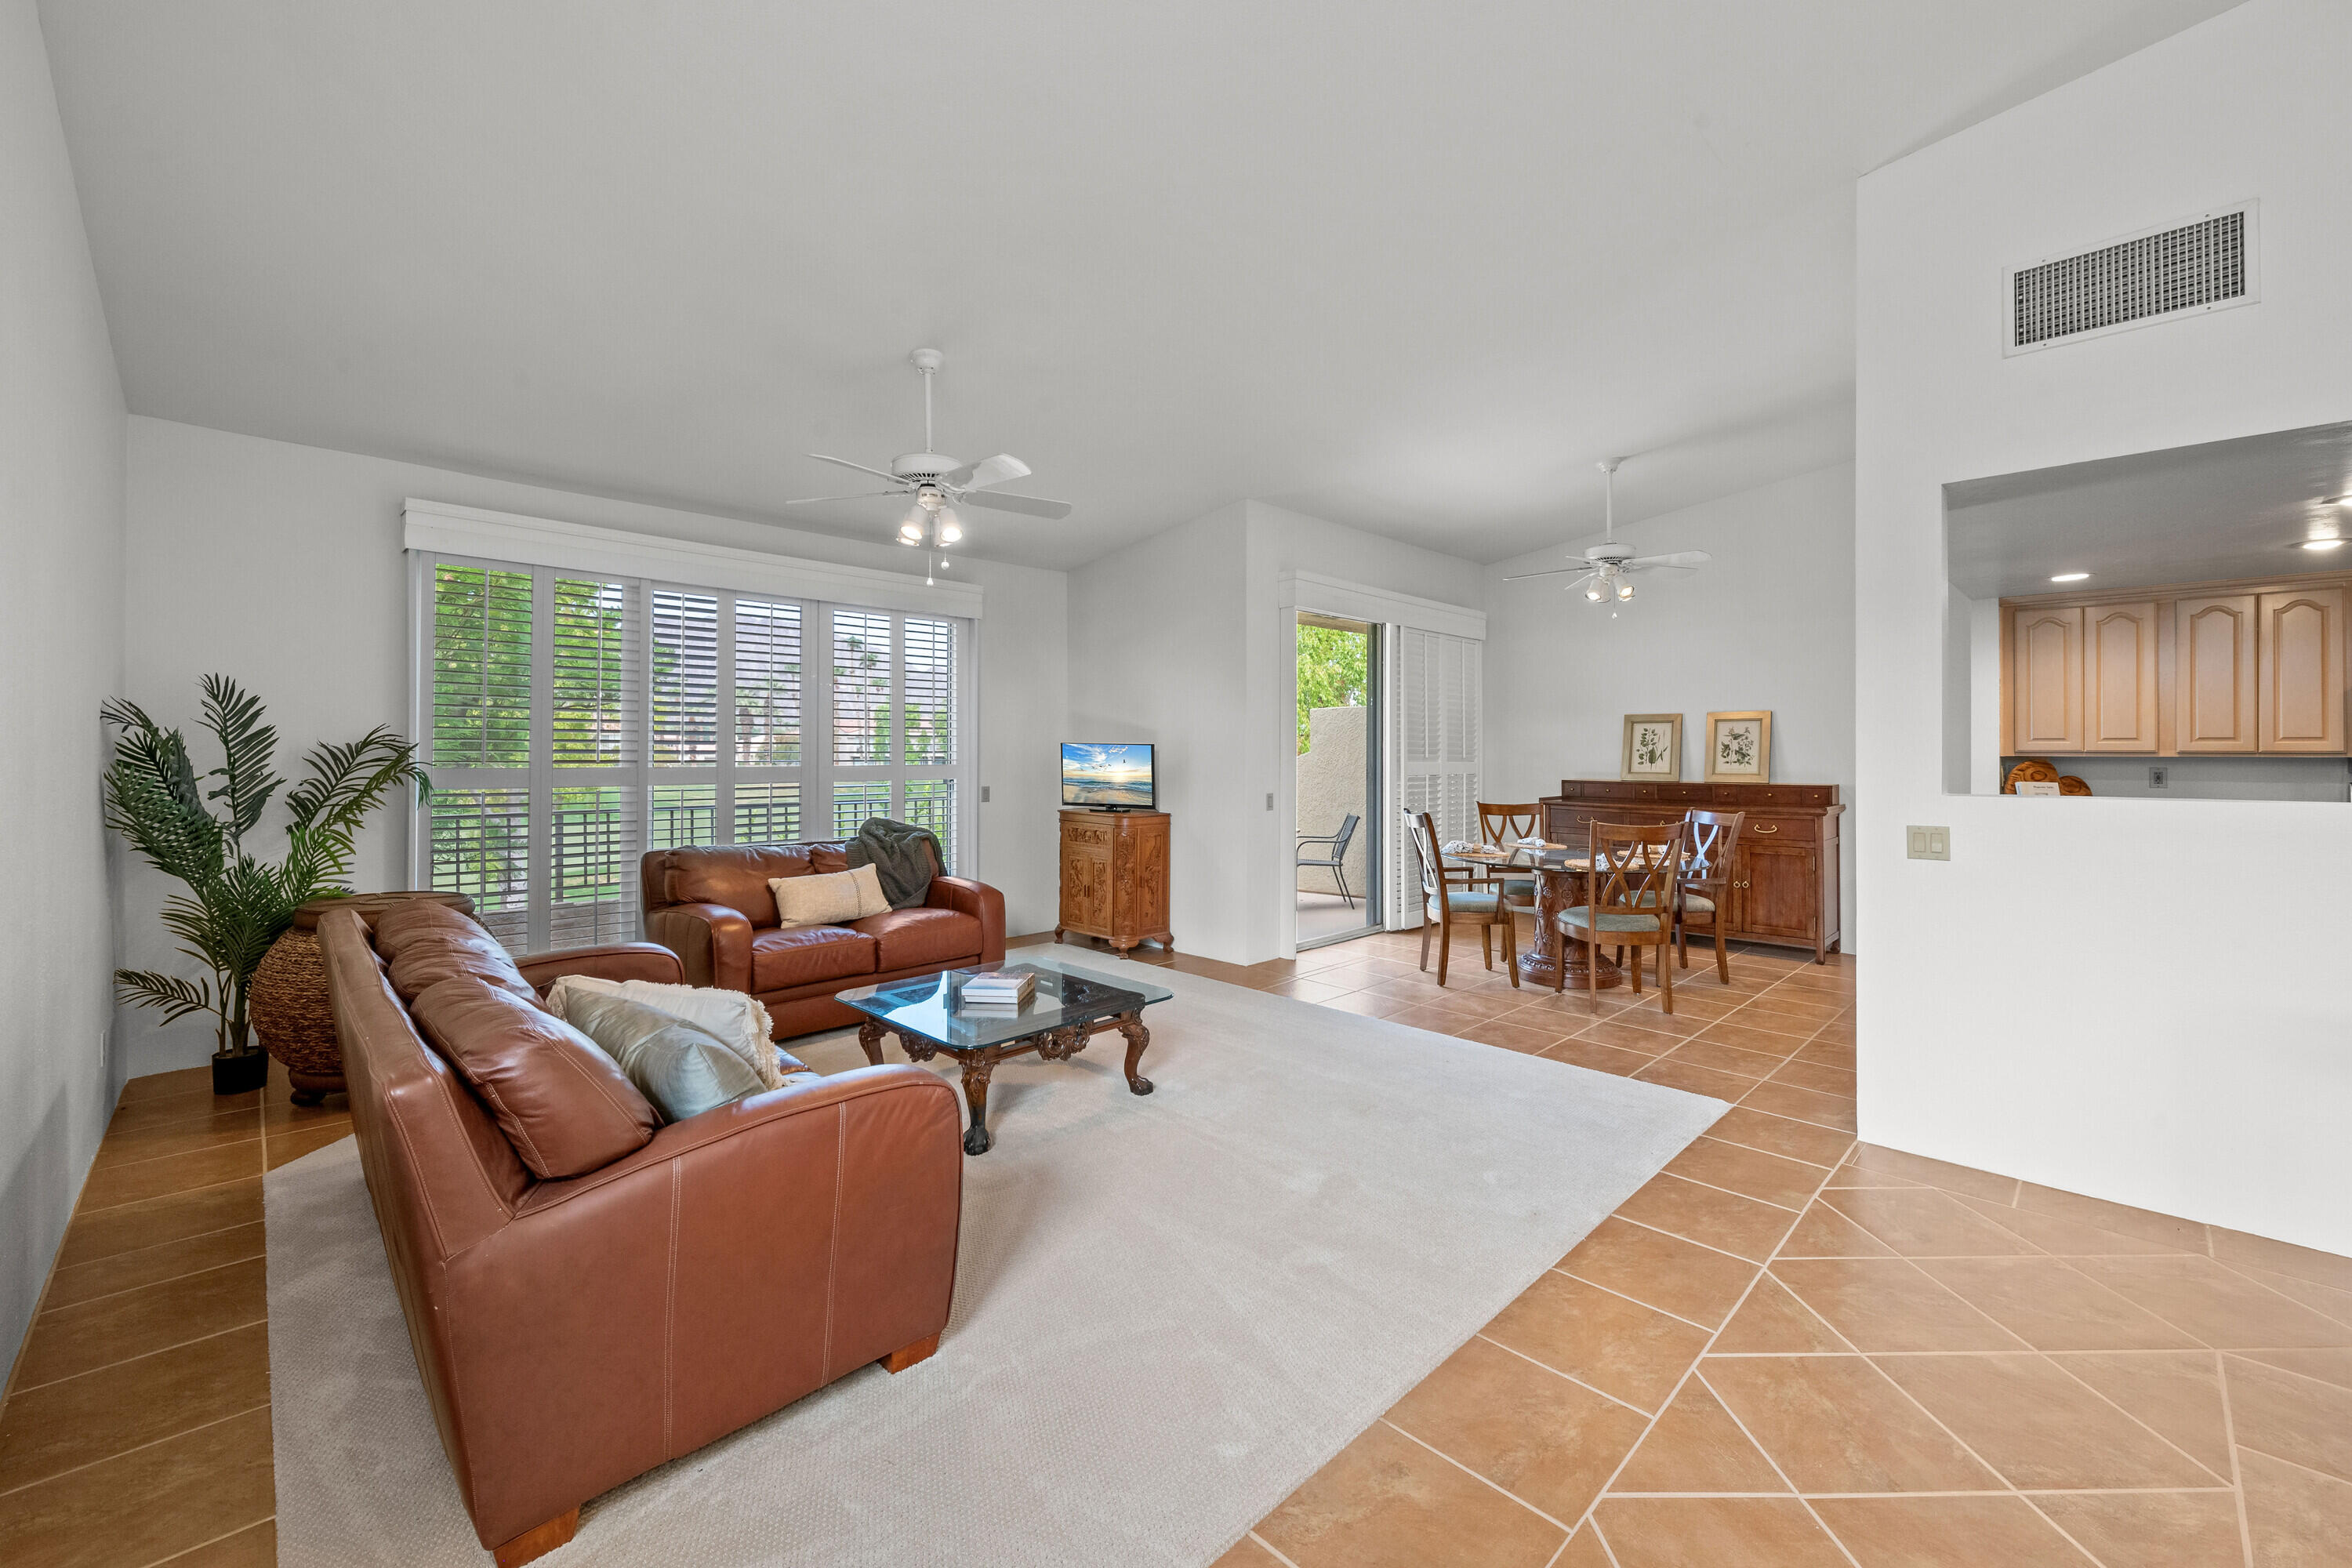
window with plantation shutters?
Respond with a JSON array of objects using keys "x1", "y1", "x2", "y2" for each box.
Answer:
[
  {"x1": 413, "y1": 553, "x2": 971, "y2": 950},
  {"x1": 1387, "y1": 626, "x2": 1482, "y2": 931}
]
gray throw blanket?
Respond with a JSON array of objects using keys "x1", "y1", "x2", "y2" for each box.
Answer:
[{"x1": 845, "y1": 818, "x2": 943, "y2": 909}]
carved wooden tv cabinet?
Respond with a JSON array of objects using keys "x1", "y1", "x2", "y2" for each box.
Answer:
[
  {"x1": 1540, "y1": 781, "x2": 1843, "y2": 963},
  {"x1": 1054, "y1": 808, "x2": 1173, "y2": 957}
]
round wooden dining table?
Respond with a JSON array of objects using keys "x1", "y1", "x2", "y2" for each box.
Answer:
[{"x1": 1443, "y1": 844, "x2": 1626, "y2": 992}]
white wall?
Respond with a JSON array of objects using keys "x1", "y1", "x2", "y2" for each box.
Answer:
[
  {"x1": 1069, "y1": 499, "x2": 1484, "y2": 964},
  {"x1": 1857, "y1": 0, "x2": 2352, "y2": 1252},
  {"x1": 119, "y1": 418, "x2": 1069, "y2": 1074},
  {"x1": 1484, "y1": 464, "x2": 1858, "y2": 946},
  {"x1": 0, "y1": 0, "x2": 126, "y2": 1374}
]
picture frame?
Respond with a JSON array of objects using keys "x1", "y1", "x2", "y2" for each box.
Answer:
[
  {"x1": 1704, "y1": 710, "x2": 1772, "y2": 783},
  {"x1": 1619, "y1": 713, "x2": 1682, "y2": 781}
]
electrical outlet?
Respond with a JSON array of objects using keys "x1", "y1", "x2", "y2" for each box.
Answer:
[
  {"x1": 980, "y1": 785, "x2": 990, "y2": 803},
  {"x1": 1905, "y1": 825, "x2": 1951, "y2": 861},
  {"x1": 2148, "y1": 766, "x2": 2168, "y2": 790},
  {"x1": 1265, "y1": 793, "x2": 1275, "y2": 811}
]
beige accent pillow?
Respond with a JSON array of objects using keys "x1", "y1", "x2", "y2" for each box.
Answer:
[
  {"x1": 544, "y1": 974, "x2": 785, "y2": 1091},
  {"x1": 769, "y1": 864, "x2": 890, "y2": 929}
]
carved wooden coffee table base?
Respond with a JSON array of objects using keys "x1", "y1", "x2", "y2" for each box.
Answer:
[{"x1": 858, "y1": 1011, "x2": 1154, "y2": 1156}]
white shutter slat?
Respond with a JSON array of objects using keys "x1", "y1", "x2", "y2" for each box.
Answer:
[
  {"x1": 831, "y1": 610, "x2": 893, "y2": 766},
  {"x1": 650, "y1": 590, "x2": 719, "y2": 765},
  {"x1": 902, "y1": 616, "x2": 955, "y2": 766},
  {"x1": 430, "y1": 564, "x2": 532, "y2": 768},
  {"x1": 733, "y1": 598, "x2": 802, "y2": 767}
]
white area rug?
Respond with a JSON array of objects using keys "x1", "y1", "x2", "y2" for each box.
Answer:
[{"x1": 267, "y1": 955, "x2": 1723, "y2": 1567}]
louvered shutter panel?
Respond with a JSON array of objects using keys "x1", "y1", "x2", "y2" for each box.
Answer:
[
  {"x1": 425, "y1": 564, "x2": 535, "y2": 948},
  {"x1": 1388, "y1": 626, "x2": 1483, "y2": 929},
  {"x1": 731, "y1": 596, "x2": 804, "y2": 844},
  {"x1": 546, "y1": 576, "x2": 641, "y2": 948}
]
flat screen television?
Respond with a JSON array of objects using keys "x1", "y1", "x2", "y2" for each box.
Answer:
[{"x1": 1061, "y1": 742, "x2": 1156, "y2": 809}]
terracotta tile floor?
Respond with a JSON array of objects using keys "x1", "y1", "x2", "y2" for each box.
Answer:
[
  {"x1": 0, "y1": 1062, "x2": 347, "y2": 1566},
  {"x1": 7, "y1": 930, "x2": 2349, "y2": 1566}
]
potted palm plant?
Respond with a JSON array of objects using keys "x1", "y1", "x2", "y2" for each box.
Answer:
[{"x1": 104, "y1": 676, "x2": 426, "y2": 1094}]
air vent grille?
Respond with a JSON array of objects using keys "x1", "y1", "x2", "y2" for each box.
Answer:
[{"x1": 2010, "y1": 206, "x2": 2251, "y2": 350}]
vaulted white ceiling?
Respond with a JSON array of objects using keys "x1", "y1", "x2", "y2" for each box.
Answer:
[{"x1": 40, "y1": 1, "x2": 2234, "y2": 568}]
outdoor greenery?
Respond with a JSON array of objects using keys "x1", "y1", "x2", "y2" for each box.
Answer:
[
  {"x1": 103, "y1": 675, "x2": 426, "y2": 1059},
  {"x1": 1296, "y1": 624, "x2": 1369, "y2": 753}
]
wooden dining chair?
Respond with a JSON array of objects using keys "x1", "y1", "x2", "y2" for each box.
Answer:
[
  {"x1": 1675, "y1": 808, "x2": 1744, "y2": 983},
  {"x1": 1475, "y1": 800, "x2": 1542, "y2": 930},
  {"x1": 1557, "y1": 821, "x2": 1686, "y2": 1013},
  {"x1": 1404, "y1": 808, "x2": 1519, "y2": 988}
]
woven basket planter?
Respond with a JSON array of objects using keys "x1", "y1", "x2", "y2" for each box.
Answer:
[{"x1": 250, "y1": 891, "x2": 474, "y2": 1103}]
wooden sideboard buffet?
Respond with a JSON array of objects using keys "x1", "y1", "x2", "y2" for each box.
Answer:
[
  {"x1": 1054, "y1": 808, "x2": 1173, "y2": 956},
  {"x1": 1540, "y1": 780, "x2": 1844, "y2": 962}
]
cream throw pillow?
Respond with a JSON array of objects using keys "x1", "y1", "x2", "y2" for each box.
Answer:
[
  {"x1": 769, "y1": 864, "x2": 890, "y2": 930},
  {"x1": 544, "y1": 975, "x2": 785, "y2": 1091}
]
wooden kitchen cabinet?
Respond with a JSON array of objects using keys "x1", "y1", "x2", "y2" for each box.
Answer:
[
  {"x1": 2082, "y1": 601, "x2": 2160, "y2": 751},
  {"x1": 2175, "y1": 593, "x2": 2258, "y2": 752},
  {"x1": 2256, "y1": 586, "x2": 2347, "y2": 753},
  {"x1": 2012, "y1": 604, "x2": 2085, "y2": 753},
  {"x1": 2002, "y1": 572, "x2": 2351, "y2": 757}
]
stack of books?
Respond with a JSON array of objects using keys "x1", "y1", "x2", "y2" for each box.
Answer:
[{"x1": 959, "y1": 971, "x2": 1035, "y2": 1010}]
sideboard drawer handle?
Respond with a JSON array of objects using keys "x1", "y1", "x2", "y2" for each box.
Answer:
[{"x1": 1753, "y1": 824, "x2": 1779, "y2": 833}]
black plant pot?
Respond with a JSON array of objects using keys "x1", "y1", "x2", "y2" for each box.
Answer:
[{"x1": 212, "y1": 1048, "x2": 270, "y2": 1096}]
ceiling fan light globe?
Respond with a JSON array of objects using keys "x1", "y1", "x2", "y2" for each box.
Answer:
[
  {"x1": 1615, "y1": 578, "x2": 1635, "y2": 601},
  {"x1": 936, "y1": 508, "x2": 962, "y2": 544},
  {"x1": 1583, "y1": 581, "x2": 1606, "y2": 602}
]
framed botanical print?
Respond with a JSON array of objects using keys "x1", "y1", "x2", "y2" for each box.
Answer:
[
  {"x1": 1620, "y1": 713, "x2": 1682, "y2": 781},
  {"x1": 1704, "y1": 710, "x2": 1773, "y2": 783}
]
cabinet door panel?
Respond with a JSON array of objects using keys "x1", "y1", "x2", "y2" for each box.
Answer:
[
  {"x1": 1060, "y1": 846, "x2": 1112, "y2": 931},
  {"x1": 2257, "y1": 587, "x2": 2347, "y2": 753},
  {"x1": 2082, "y1": 601, "x2": 2159, "y2": 751},
  {"x1": 2176, "y1": 594, "x2": 2258, "y2": 753},
  {"x1": 2013, "y1": 606, "x2": 2085, "y2": 752},
  {"x1": 1737, "y1": 844, "x2": 1817, "y2": 942}
]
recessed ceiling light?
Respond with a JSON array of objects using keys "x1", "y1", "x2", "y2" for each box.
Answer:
[
  {"x1": 2049, "y1": 572, "x2": 2091, "y2": 582},
  {"x1": 2298, "y1": 538, "x2": 2346, "y2": 551}
]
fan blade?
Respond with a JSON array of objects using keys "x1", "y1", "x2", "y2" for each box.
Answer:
[
  {"x1": 943, "y1": 452, "x2": 1032, "y2": 491},
  {"x1": 1502, "y1": 566, "x2": 1588, "y2": 582},
  {"x1": 960, "y1": 491, "x2": 1073, "y2": 520},
  {"x1": 780, "y1": 491, "x2": 905, "y2": 506},
  {"x1": 808, "y1": 453, "x2": 906, "y2": 485},
  {"x1": 1622, "y1": 550, "x2": 1711, "y2": 572}
]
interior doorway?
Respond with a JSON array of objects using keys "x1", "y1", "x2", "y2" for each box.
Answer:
[{"x1": 1294, "y1": 612, "x2": 1381, "y2": 949}]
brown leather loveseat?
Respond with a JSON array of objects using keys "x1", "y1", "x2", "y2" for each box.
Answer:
[
  {"x1": 318, "y1": 901, "x2": 964, "y2": 1565},
  {"x1": 640, "y1": 840, "x2": 1005, "y2": 1038}
]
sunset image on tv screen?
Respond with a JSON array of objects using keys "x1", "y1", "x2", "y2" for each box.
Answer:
[{"x1": 1062, "y1": 742, "x2": 1153, "y2": 806}]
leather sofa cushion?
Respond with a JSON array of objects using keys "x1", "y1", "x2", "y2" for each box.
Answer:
[
  {"x1": 848, "y1": 907, "x2": 985, "y2": 971},
  {"x1": 408, "y1": 977, "x2": 660, "y2": 1178},
  {"x1": 750, "y1": 925, "x2": 878, "y2": 992},
  {"x1": 371, "y1": 899, "x2": 483, "y2": 959},
  {"x1": 386, "y1": 930, "x2": 543, "y2": 1007},
  {"x1": 659, "y1": 842, "x2": 856, "y2": 927}
]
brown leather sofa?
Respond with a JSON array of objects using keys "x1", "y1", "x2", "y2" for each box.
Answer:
[
  {"x1": 640, "y1": 841, "x2": 1005, "y2": 1038},
  {"x1": 318, "y1": 902, "x2": 964, "y2": 1565}
]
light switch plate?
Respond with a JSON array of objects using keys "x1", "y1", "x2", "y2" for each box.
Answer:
[
  {"x1": 2148, "y1": 767, "x2": 2167, "y2": 790},
  {"x1": 1906, "y1": 825, "x2": 1950, "y2": 861},
  {"x1": 980, "y1": 785, "x2": 990, "y2": 803}
]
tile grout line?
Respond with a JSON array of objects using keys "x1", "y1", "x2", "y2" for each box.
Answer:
[
  {"x1": 1377, "y1": 1416, "x2": 1577, "y2": 1537},
  {"x1": 31, "y1": 1249, "x2": 269, "y2": 1321},
  {"x1": 1639, "y1": 1170, "x2": 1808, "y2": 1217},
  {"x1": 1686, "y1": 1363, "x2": 1865, "y2": 1568},
  {"x1": 0, "y1": 1399, "x2": 273, "y2": 1501},
  {"x1": 144, "y1": 1516, "x2": 277, "y2": 1567},
  {"x1": 1471, "y1": 1332, "x2": 1662, "y2": 1418},
  {"x1": 1243, "y1": 1529, "x2": 1305, "y2": 1568},
  {"x1": 5, "y1": 1310, "x2": 272, "y2": 1402},
  {"x1": 1557, "y1": 1136, "x2": 1853, "y2": 1551},
  {"x1": 1544, "y1": 1267, "x2": 1719, "y2": 1337},
  {"x1": 2214, "y1": 1349, "x2": 2258, "y2": 1568},
  {"x1": 1610, "y1": 1214, "x2": 1780, "y2": 1269}
]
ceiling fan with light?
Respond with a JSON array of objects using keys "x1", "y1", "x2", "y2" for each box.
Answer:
[
  {"x1": 1505, "y1": 457, "x2": 1708, "y2": 602},
  {"x1": 782, "y1": 348, "x2": 1072, "y2": 579}
]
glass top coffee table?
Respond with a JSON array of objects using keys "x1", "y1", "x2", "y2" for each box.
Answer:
[{"x1": 837, "y1": 963, "x2": 1174, "y2": 1155}]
